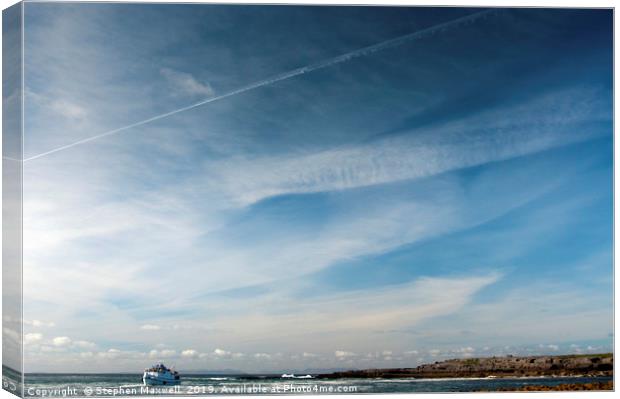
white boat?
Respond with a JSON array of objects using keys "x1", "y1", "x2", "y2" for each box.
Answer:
[
  {"x1": 143, "y1": 363, "x2": 181, "y2": 386},
  {"x1": 281, "y1": 374, "x2": 313, "y2": 379}
]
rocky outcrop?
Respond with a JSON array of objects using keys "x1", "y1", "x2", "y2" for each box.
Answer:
[
  {"x1": 317, "y1": 353, "x2": 613, "y2": 379},
  {"x1": 488, "y1": 381, "x2": 613, "y2": 391}
]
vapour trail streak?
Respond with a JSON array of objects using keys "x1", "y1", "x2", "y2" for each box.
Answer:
[{"x1": 24, "y1": 9, "x2": 495, "y2": 162}]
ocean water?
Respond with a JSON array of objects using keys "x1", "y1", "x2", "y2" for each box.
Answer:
[{"x1": 10, "y1": 374, "x2": 612, "y2": 396}]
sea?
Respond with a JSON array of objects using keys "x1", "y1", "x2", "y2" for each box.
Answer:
[{"x1": 2, "y1": 372, "x2": 612, "y2": 397}]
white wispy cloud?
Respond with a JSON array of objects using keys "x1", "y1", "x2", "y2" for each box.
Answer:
[
  {"x1": 24, "y1": 319, "x2": 55, "y2": 328},
  {"x1": 25, "y1": 333, "x2": 43, "y2": 345},
  {"x1": 73, "y1": 340, "x2": 97, "y2": 350},
  {"x1": 206, "y1": 86, "x2": 609, "y2": 207},
  {"x1": 140, "y1": 324, "x2": 162, "y2": 331},
  {"x1": 405, "y1": 280, "x2": 613, "y2": 350},
  {"x1": 172, "y1": 273, "x2": 502, "y2": 355},
  {"x1": 160, "y1": 68, "x2": 214, "y2": 97},
  {"x1": 213, "y1": 348, "x2": 231, "y2": 357},
  {"x1": 335, "y1": 350, "x2": 356, "y2": 358},
  {"x1": 49, "y1": 99, "x2": 88, "y2": 120},
  {"x1": 181, "y1": 349, "x2": 199, "y2": 358},
  {"x1": 52, "y1": 336, "x2": 72, "y2": 347},
  {"x1": 25, "y1": 89, "x2": 88, "y2": 122},
  {"x1": 20, "y1": 99, "x2": 593, "y2": 363}
]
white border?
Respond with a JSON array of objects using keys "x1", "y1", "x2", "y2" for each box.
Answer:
[
  {"x1": 0, "y1": 2, "x2": 616, "y2": 399},
  {"x1": 2, "y1": 0, "x2": 619, "y2": 7}
]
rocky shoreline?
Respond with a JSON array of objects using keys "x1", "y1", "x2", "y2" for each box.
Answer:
[
  {"x1": 317, "y1": 353, "x2": 613, "y2": 379},
  {"x1": 487, "y1": 380, "x2": 613, "y2": 391}
]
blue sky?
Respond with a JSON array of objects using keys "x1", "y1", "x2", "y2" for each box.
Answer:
[{"x1": 17, "y1": 4, "x2": 612, "y2": 372}]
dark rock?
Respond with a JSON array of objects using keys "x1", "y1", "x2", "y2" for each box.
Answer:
[{"x1": 317, "y1": 353, "x2": 613, "y2": 379}]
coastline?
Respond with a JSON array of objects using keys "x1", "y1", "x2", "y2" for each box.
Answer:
[
  {"x1": 16, "y1": 371, "x2": 614, "y2": 395},
  {"x1": 483, "y1": 380, "x2": 613, "y2": 391},
  {"x1": 11, "y1": 354, "x2": 615, "y2": 395},
  {"x1": 316, "y1": 353, "x2": 614, "y2": 380}
]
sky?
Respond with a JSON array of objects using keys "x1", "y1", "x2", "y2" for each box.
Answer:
[{"x1": 12, "y1": 4, "x2": 613, "y2": 373}]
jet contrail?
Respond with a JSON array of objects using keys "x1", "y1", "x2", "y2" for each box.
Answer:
[{"x1": 24, "y1": 9, "x2": 495, "y2": 162}]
